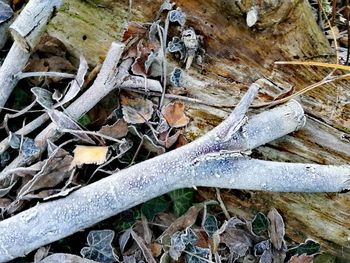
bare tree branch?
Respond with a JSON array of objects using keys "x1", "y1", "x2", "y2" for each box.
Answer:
[
  {"x1": 0, "y1": 0, "x2": 63, "y2": 110},
  {"x1": 0, "y1": 81, "x2": 347, "y2": 262}
]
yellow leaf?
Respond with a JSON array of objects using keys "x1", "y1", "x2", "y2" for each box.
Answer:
[{"x1": 70, "y1": 145, "x2": 108, "y2": 168}]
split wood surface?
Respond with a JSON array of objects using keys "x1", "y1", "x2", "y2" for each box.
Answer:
[{"x1": 0, "y1": 0, "x2": 350, "y2": 261}]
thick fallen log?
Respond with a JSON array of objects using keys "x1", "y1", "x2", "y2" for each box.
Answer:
[{"x1": 0, "y1": 82, "x2": 348, "y2": 262}]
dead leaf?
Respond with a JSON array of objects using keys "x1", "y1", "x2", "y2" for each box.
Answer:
[
  {"x1": 160, "y1": 204, "x2": 204, "y2": 239},
  {"x1": 161, "y1": 101, "x2": 190, "y2": 128},
  {"x1": 48, "y1": 109, "x2": 95, "y2": 144},
  {"x1": 158, "y1": 130, "x2": 182, "y2": 149},
  {"x1": 70, "y1": 145, "x2": 109, "y2": 168},
  {"x1": 141, "y1": 214, "x2": 152, "y2": 244},
  {"x1": 34, "y1": 246, "x2": 50, "y2": 263},
  {"x1": 121, "y1": 94, "x2": 154, "y2": 124},
  {"x1": 54, "y1": 55, "x2": 88, "y2": 107},
  {"x1": 99, "y1": 119, "x2": 128, "y2": 139},
  {"x1": 17, "y1": 147, "x2": 73, "y2": 198},
  {"x1": 131, "y1": 40, "x2": 151, "y2": 77},
  {"x1": 268, "y1": 208, "x2": 285, "y2": 250},
  {"x1": 122, "y1": 22, "x2": 148, "y2": 43},
  {"x1": 129, "y1": 125, "x2": 165, "y2": 155},
  {"x1": 221, "y1": 228, "x2": 252, "y2": 260},
  {"x1": 150, "y1": 242, "x2": 162, "y2": 257},
  {"x1": 38, "y1": 253, "x2": 98, "y2": 263},
  {"x1": 35, "y1": 34, "x2": 67, "y2": 58},
  {"x1": 131, "y1": 230, "x2": 157, "y2": 263},
  {"x1": 274, "y1": 86, "x2": 295, "y2": 101},
  {"x1": 288, "y1": 254, "x2": 313, "y2": 263}
]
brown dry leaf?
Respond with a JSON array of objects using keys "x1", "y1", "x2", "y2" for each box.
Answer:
[
  {"x1": 122, "y1": 22, "x2": 148, "y2": 43},
  {"x1": 160, "y1": 204, "x2": 204, "y2": 238},
  {"x1": 99, "y1": 119, "x2": 128, "y2": 139},
  {"x1": 274, "y1": 86, "x2": 295, "y2": 101},
  {"x1": 288, "y1": 254, "x2": 313, "y2": 263},
  {"x1": 121, "y1": 94, "x2": 154, "y2": 124},
  {"x1": 70, "y1": 146, "x2": 109, "y2": 168},
  {"x1": 158, "y1": 130, "x2": 182, "y2": 149},
  {"x1": 268, "y1": 208, "x2": 285, "y2": 250},
  {"x1": 221, "y1": 228, "x2": 252, "y2": 260},
  {"x1": 150, "y1": 242, "x2": 163, "y2": 257},
  {"x1": 17, "y1": 148, "x2": 73, "y2": 198},
  {"x1": 162, "y1": 101, "x2": 190, "y2": 128},
  {"x1": 23, "y1": 58, "x2": 49, "y2": 86},
  {"x1": 131, "y1": 230, "x2": 157, "y2": 263},
  {"x1": 175, "y1": 134, "x2": 188, "y2": 148},
  {"x1": 131, "y1": 40, "x2": 151, "y2": 77},
  {"x1": 35, "y1": 34, "x2": 67, "y2": 58}
]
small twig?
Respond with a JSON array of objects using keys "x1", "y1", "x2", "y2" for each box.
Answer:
[
  {"x1": 157, "y1": 24, "x2": 167, "y2": 109},
  {"x1": 215, "y1": 188, "x2": 230, "y2": 220},
  {"x1": 60, "y1": 128, "x2": 123, "y2": 144},
  {"x1": 15, "y1": 72, "x2": 75, "y2": 81}
]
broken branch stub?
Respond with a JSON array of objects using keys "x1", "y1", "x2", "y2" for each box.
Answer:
[
  {"x1": 9, "y1": 0, "x2": 63, "y2": 52},
  {"x1": 1, "y1": 84, "x2": 347, "y2": 262},
  {"x1": 0, "y1": 0, "x2": 63, "y2": 110}
]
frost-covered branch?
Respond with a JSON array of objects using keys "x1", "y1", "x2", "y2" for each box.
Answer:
[
  {"x1": 9, "y1": 0, "x2": 63, "y2": 52},
  {"x1": 0, "y1": 0, "x2": 63, "y2": 110},
  {"x1": 0, "y1": 82, "x2": 348, "y2": 262}
]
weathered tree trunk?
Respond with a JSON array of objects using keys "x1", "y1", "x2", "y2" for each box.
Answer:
[{"x1": 45, "y1": 0, "x2": 349, "y2": 259}]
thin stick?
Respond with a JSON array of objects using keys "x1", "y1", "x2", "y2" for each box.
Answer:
[{"x1": 15, "y1": 72, "x2": 75, "y2": 80}]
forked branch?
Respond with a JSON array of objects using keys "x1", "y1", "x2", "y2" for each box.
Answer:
[{"x1": 0, "y1": 82, "x2": 348, "y2": 262}]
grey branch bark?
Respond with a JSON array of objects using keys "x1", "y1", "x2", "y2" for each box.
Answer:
[
  {"x1": 0, "y1": 82, "x2": 348, "y2": 262},
  {"x1": 9, "y1": 0, "x2": 63, "y2": 52},
  {"x1": 0, "y1": 0, "x2": 63, "y2": 110}
]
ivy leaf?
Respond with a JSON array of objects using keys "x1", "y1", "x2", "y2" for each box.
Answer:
[
  {"x1": 252, "y1": 212, "x2": 269, "y2": 236},
  {"x1": 21, "y1": 138, "x2": 40, "y2": 158},
  {"x1": 8, "y1": 132, "x2": 20, "y2": 149},
  {"x1": 167, "y1": 37, "x2": 185, "y2": 60},
  {"x1": 170, "y1": 68, "x2": 183, "y2": 87},
  {"x1": 0, "y1": 151, "x2": 10, "y2": 167},
  {"x1": 168, "y1": 8, "x2": 186, "y2": 27},
  {"x1": 0, "y1": 2, "x2": 13, "y2": 24},
  {"x1": 31, "y1": 87, "x2": 54, "y2": 110},
  {"x1": 288, "y1": 240, "x2": 320, "y2": 257},
  {"x1": 141, "y1": 196, "x2": 169, "y2": 220},
  {"x1": 169, "y1": 227, "x2": 197, "y2": 260},
  {"x1": 203, "y1": 214, "x2": 218, "y2": 237},
  {"x1": 186, "y1": 244, "x2": 210, "y2": 263},
  {"x1": 80, "y1": 229, "x2": 116, "y2": 263},
  {"x1": 159, "y1": 0, "x2": 174, "y2": 14},
  {"x1": 168, "y1": 188, "x2": 193, "y2": 216}
]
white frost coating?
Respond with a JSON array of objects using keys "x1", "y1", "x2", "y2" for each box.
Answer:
[
  {"x1": 246, "y1": 5, "x2": 259, "y2": 27},
  {"x1": 0, "y1": 43, "x2": 30, "y2": 110},
  {"x1": 0, "y1": 83, "x2": 348, "y2": 262},
  {"x1": 0, "y1": 0, "x2": 63, "y2": 110},
  {"x1": 192, "y1": 156, "x2": 350, "y2": 192},
  {"x1": 1, "y1": 42, "x2": 125, "y2": 174},
  {"x1": 9, "y1": 0, "x2": 63, "y2": 52}
]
